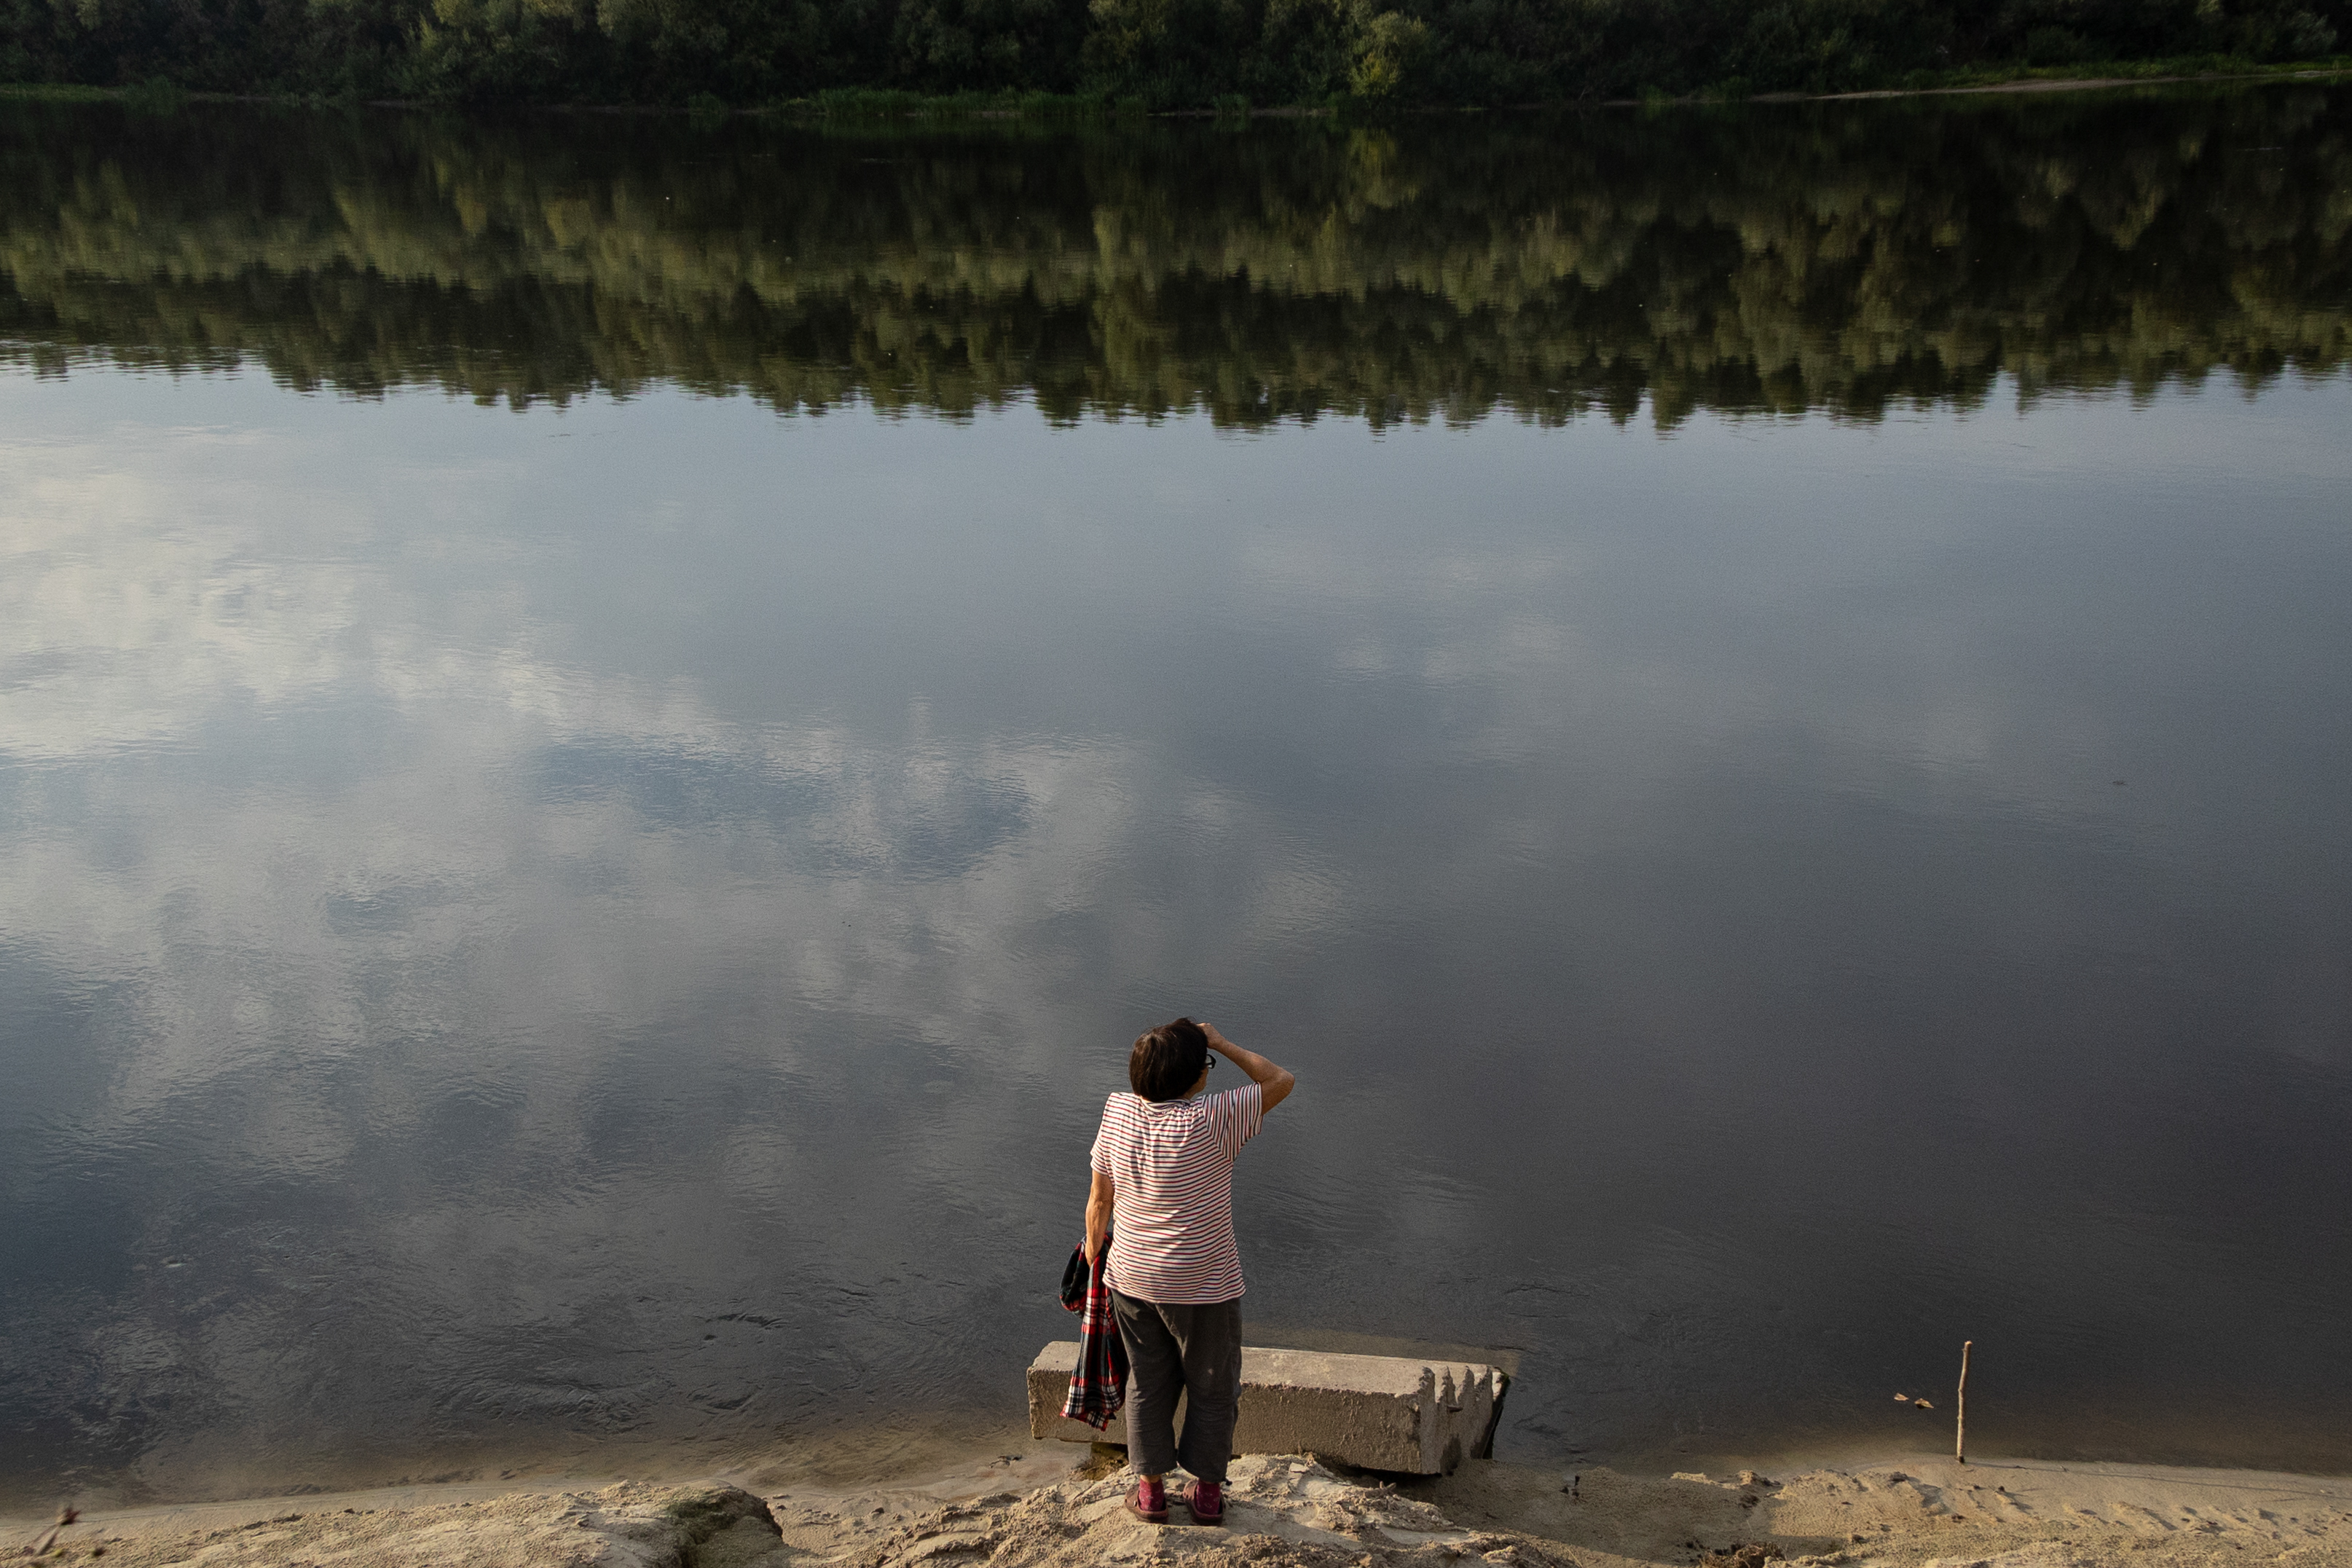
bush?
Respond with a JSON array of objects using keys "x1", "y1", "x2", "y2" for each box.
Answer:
[{"x1": 2023, "y1": 25, "x2": 2093, "y2": 62}]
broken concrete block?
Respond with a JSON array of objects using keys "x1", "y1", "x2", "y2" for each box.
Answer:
[{"x1": 1025, "y1": 1342, "x2": 1509, "y2": 1474}]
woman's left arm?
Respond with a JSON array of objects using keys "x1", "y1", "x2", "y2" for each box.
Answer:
[{"x1": 1085, "y1": 1170, "x2": 1115, "y2": 1264}]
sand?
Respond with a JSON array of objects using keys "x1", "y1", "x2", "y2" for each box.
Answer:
[{"x1": 10, "y1": 1449, "x2": 2350, "y2": 1568}]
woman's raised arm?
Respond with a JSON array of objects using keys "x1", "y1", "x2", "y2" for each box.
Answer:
[{"x1": 1201, "y1": 1023, "x2": 1294, "y2": 1111}]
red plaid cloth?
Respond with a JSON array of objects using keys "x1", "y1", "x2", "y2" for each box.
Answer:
[{"x1": 1061, "y1": 1237, "x2": 1129, "y2": 1430}]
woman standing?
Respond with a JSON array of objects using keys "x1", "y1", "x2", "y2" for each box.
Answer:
[{"x1": 1085, "y1": 1017, "x2": 1296, "y2": 1526}]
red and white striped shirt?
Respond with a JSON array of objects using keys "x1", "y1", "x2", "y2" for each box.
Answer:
[{"x1": 1090, "y1": 1082, "x2": 1264, "y2": 1304}]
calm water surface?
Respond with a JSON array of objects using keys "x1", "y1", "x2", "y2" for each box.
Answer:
[{"x1": 3, "y1": 87, "x2": 2351, "y2": 1508}]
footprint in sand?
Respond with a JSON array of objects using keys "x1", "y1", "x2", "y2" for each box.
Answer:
[{"x1": 2116, "y1": 1505, "x2": 2176, "y2": 1533}]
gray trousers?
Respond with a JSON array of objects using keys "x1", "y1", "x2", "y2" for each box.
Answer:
[{"x1": 1109, "y1": 1288, "x2": 1242, "y2": 1483}]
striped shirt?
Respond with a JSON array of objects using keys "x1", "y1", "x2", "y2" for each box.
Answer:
[{"x1": 1090, "y1": 1082, "x2": 1264, "y2": 1304}]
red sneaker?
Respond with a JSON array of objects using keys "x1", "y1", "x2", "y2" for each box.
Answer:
[
  {"x1": 1126, "y1": 1477, "x2": 1168, "y2": 1524},
  {"x1": 1184, "y1": 1479, "x2": 1224, "y2": 1526}
]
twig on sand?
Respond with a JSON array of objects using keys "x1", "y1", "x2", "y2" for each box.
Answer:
[
  {"x1": 26, "y1": 1507, "x2": 79, "y2": 1556},
  {"x1": 1956, "y1": 1341, "x2": 1973, "y2": 1465}
]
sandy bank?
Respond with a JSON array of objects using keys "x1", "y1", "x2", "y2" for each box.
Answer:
[{"x1": 11, "y1": 1449, "x2": 2350, "y2": 1568}]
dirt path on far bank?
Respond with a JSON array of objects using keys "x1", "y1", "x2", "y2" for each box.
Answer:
[
  {"x1": 1817, "y1": 66, "x2": 2352, "y2": 99},
  {"x1": 1593, "y1": 63, "x2": 2352, "y2": 106}
]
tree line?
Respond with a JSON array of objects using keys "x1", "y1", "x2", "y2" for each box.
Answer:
[
  {"x1": 0, "y1": 0, "x2": 2345, "y2": 105},
  {"x1": 2, "y1": 87, "x2": 2348, "y2": 425}
]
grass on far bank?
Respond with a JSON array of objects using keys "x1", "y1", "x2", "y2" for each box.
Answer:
[
  {"x1": 799, "y1": 87, "x2": 1152, "y2": 120},
  {"x1": 0, "y1": 82, "x2": 127, "y2": 101}
]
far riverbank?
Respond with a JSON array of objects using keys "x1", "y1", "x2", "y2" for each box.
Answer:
[{"x1": 6, "y1": 56, "x2": 2351, "y2": 119}]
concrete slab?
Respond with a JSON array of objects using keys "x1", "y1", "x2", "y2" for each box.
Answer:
[{"x1": 1025, "y1": 1342, "x2": 1509, "y2": 1475}]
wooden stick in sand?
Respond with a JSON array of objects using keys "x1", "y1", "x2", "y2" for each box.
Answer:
[{"x1": 1956, "y1": 1339, "x2": 1973, "y2": 1465}]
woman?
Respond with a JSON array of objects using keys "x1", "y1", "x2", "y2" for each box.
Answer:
[{"x1": 1085, "y1": 1017, "x2": 1296, "y2": 1526}]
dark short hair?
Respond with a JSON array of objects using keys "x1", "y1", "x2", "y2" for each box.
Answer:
[{"x1": 1130, "y1": 1017, "x2": 1209, "y2": 1103}]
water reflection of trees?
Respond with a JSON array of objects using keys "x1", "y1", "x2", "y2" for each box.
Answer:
[{"x1": 3, "y1": 88, "x2": 2348, "y2": 426}]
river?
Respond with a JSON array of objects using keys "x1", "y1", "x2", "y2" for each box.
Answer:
[{"x1": 2, "y1": 83, "x2": 2349, "y2": 1508}]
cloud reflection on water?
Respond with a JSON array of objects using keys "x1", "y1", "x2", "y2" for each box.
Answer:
[{"x1": 1, "y1": 369, "x2": 2348, "y2": 1505}]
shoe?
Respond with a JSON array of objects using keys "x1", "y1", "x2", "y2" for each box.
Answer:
[
  {"x1": 1184, "y1": 1479, "x2": 1224, "y2": 1526},
  {"x1": 1126, "y1": 1477, "x2": 1168, "y2": 1524}
]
